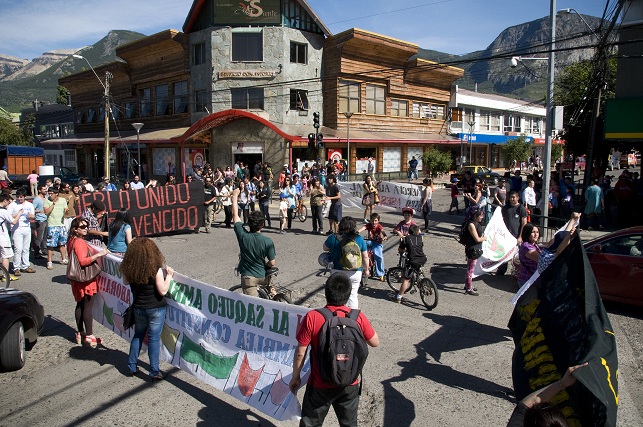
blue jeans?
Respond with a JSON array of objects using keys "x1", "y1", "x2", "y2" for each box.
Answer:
[
  {"x1": 128, "y1": 306, "x2": 166, "y2": 376},
  {"x1": 367, "y1": 240, "x2": 384, "y2": 277}
]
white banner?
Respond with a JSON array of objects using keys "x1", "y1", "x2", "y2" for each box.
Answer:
[
  {"x1": 91, "y1": 253, "x2": 311, "y2": 421},
  {"x1": 337, "y1": 181, "x2": 423, "y2": 212},
  {"x1": 472, "y1": 208, "x2": 517, "y2": 278}
]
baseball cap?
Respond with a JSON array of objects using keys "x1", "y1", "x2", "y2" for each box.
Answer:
[
  {"x1": 402, "y1": 207, "x2": 414, "y2": 215},
  {"x1": 452, "y1": 178, "x2": 458, "y2": 183}
]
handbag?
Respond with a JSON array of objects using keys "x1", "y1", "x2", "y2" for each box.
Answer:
[
  {"x1": 123, "y1": 305, "x2": 135, "y2": 329},
  {"x1": 66, "y1": 244, "x2": 102, "y2": 282},
  {"x1": 361, "y1": 194, "x2": 370, "y2": 206}
]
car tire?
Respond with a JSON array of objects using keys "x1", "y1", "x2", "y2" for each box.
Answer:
[{"x1": 0, "y1": 322, "x2": 26, "y2": 371}]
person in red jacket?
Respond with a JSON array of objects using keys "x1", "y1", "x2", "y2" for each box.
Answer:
[{"x1": 289, "y1": 272, "x2": 380, "y2": 426}]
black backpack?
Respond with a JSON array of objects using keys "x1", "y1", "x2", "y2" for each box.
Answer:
[
  {"x1": 457, "y1": 221, "x2": 469, "y2": 246},
  {"x1": 405, "y1": 234, "x2": 427, "y2": 268},
  {"x1": 315, "y1": 307, "x2": 369, "y2": 388}
]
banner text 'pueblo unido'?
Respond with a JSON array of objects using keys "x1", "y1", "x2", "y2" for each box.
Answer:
[{"x1": 79, "y1": 182, "x2": 205, "y2": 237}]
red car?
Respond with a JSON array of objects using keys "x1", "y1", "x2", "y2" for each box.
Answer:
[{"x1": 584, "y1": 227, "x2": 643, "y2": 307}]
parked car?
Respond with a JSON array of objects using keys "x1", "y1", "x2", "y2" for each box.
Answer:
[
  {"x1": 0, "y1": 287, "x2": 45, "y2": 371},
  {"x1": 584, "y1": 227, "x2": 643, "y2": 307},
  {"x1": 450, "y1": 165, "x2": 501, "y2": 185}
]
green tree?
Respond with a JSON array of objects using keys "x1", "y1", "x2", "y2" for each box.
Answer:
[
  {"x1": 501, "y1": 135, "x2": 532, "y2": 166},
  {"x1": 422, "y1": 147, "x2": 452, "y2": 177},
  {"x1": 0, "y1": 117, "x2": 32, "y2": 146},
  {"x1": 56, "y1": 85, "x2": 70, "y2": 105},
  {"x1": 554, "y1": 57, "x2": 617, "y2": 170},
  {"x1": 550, "y1": 143, "x2": 564, "y2": 165}
]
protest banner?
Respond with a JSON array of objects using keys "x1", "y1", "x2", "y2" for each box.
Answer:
[
  {"x1": 78, "y1": 182, "x2": 205, "y2": 237},
  {"x1": 337, "y1": 181, "x2": 422, "y2": 212},
  {"x1": 508, "y1": 236, "x2": 619, "y2": 426},
  {"x1": 472, "y1": 208, "x2": 517, "y2": 278},
  {"x1": 93, "y1": 253, "x2": 311, "y2": 421}
]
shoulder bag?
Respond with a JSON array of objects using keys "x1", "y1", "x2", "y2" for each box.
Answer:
[{"x1": 67, "y1": 243, "x2": 102, "y2": 283}]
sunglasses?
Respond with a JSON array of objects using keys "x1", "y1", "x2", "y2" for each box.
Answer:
[{"x1": 77, "y1": 224, "x2": 88, "y2": 229}]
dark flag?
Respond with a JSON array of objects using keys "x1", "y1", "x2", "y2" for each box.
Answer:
[{"x1": 509, "y1": 235, "x2": 618, "y2": 427}]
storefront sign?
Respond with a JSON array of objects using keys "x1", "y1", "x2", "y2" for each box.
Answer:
[
  {"x1": 232, "y1": 142, "x2": 263, "y2": 154},
  {"x1": 219, "y1": 70, "x2": 277, "y2": 79},
  {"x1": 214, "y1": 0, "x2": 280, "y2": 24}
]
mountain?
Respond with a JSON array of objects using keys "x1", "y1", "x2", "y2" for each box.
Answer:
[
  {"x1": 0, "y1": 49, "x2": 84, "y2": 82},
  {"x1": 0, "y1": 55, "x2": 30, "y2": 81},
  {"x1": 0, "y1": 30, "x2": 145, "y2": 112},
  {"x1": 446, "y1": 13, "x2": 605, "y2": 102}
]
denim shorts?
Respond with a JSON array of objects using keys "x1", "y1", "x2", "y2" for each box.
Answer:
[{"x1": 47, "y1": 225, "x2": 68, "y2": 247}]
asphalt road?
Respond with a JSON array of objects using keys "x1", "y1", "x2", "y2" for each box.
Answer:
[{"x1": 1, "y1": 183, "x2": 641, "y2": 427}]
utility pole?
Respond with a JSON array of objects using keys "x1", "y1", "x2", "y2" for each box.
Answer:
[{"x1": 104, "y1": 72, "x2": 112, "y2": 180}]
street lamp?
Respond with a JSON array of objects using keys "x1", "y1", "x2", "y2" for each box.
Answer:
[
  {"x1": 132, "y1": 123, "x2": 144, "y2": 179},
  {"x1": 73, "y1": 54, "x2": 112, "y2": 180},
  {"x1": 467, "y1": 119, "x2": 475, "y2": 166},
  {"x1": 343, "y1": 112, "x2": 353, "y2": 178}
]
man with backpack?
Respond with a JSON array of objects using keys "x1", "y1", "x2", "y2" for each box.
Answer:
[
  {"x1": 323, "y1": 217, "x2": 369, "y2": 309},
  {"x1": 289, "y1": 272, "x2": 379, "y2": 427}
]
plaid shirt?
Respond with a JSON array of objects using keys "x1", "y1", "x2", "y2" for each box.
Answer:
[{"x1": 81, "y1": 208, "x2": 104, "y2": 247}]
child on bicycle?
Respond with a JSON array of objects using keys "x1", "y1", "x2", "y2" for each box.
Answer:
[
  {"x1": 393, "y1": 224, "x2": 427, "y2": 303},
  {"x1": 358, "y1": 212, "x2": 387, "y2": 281}
]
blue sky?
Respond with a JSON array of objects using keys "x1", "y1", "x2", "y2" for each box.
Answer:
[{"x1": 0, "y1": 0, "x2": 612, "y2": 60}]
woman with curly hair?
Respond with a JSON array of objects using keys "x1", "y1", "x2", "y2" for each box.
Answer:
[
  {"x1": 67, "y1": 217, "x2": 109, "y2": 347},
  {"x1": 120, "y1": 238, "x2": 174, "y2": 379}
]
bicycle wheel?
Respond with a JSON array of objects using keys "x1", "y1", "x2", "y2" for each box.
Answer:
[
  {"x1": 0, "y1": 264, "x2": 10, "y2": 288},
  {"x1": 419, "y1": 277, "x2": 438, "y2": 310},
  {"x1": 298, "y1": 205, "x2": 307, "y2": 222},
  {"x1": 229, "y1": 284, "x2": 244, "y2": 294},
  {"x1": 386, "y1": 267, "x2": 403, "y2": 292},
  {"x1": 272, "y1": 293, "x2": 292, "y2": 304}
]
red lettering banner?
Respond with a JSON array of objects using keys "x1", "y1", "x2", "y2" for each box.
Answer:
[{"x1": 78, "y1": 182, "x2": 205, "y2": 237}]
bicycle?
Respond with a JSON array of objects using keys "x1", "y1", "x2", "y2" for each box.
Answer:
[
  {"x1": 386, "y1": 256, "x2": 438, "y2": 310},
  {"x1": 229, "y1": 267, "x2": 292, "y2": 303},
  {"x1": 290, "y1": 196, "x2": 307, "y2": 222}
]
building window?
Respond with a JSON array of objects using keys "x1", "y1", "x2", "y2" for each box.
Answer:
[
  {"x1": 87, "y1": 108, "x2": 97, "y2": 123},
  {"x1": 339, "y1": 80, "x2": 360, "y2": 114},
  {"x1": 61, "y1": 123, "x2": 74, "y2": 137},
  {"x1": 231, "y1": 87, "x2": 264, "y2": 109},
  {"x1": 365, "y1": 84, "x2": 385, "y2": 115},
  {"x1": 480, "y1": 110, "x2": 501, "y2": 131},
  {"x1": 504, "y1": 114, "x2": 522, "y2": 132},
  {"x1": 527, "y1": 117, "x2": 541, "y2": 134},
  {"x1": 124, "y1": 102, "x2": 136, "y2": 119},
  {"x1": 290, "y1": 41, "x2": 307, "y2": 64},
  {"x1": 155, "y1": 84, "x2": 169, "y2": 115},
  {"x1": 173, "y1": 81, "x2": 188, "y2": 114},
  {"x1": 391, "y1": 100, "x2": 408, "y2": 117},
  {"x1": 412, "y1": 102, "x2": 445, "y2": 119},
  {"x1": 139, "y1": 88, "x2": 151, "y2": 117},
  {"x1": 111, "y1": 104, "x2": 120, "y2": 120},
  {"x1": 232, "y1": 32, "x2": 263, "y2": 62},
  {"x1": 192, "y1": 42, "x2": 206, "y2": 65},
  {"x1": 194, "y1": 90, "x2": 208, "y2": 112},
  {"x1": 290, "y1": 89, "x2": 309, "y2": 110},
  {"x1": 97, "y1": 105, "x2": 105, "y2": 122}
]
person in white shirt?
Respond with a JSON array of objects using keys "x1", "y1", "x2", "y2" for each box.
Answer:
[
  {"x1": 522, "y1": 179, "x2": 537, "y2": 213},
  {"x1": 130, "y1": 175, "x2": 145, "y2": 190},
  {"x1": 80, "y1": 177, "x2": 95, "y2": 192},
  {"x1": 7, "y1": 188, "x2": 36, "y2": 275},
  {"x1": 0, "y1": 194, "x2": 19, "y2": 280}
]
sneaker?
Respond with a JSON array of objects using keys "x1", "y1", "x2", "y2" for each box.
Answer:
[
  {"x1": 46, "y1": 262, "x2": 53, "y2": 270},
  {"x1": 150, "y1": 372, "x2": 166, "y2": 380},
  {"x1": 13, "y1": 270, "x2": 21, "y2": 276},
  {"x1": 465, "y1": 289, "x2": 479, "y2": 296},
  {"x1": 127, "y1": 368, "x2": 140, "y2": 377},
  {"x1": 8, "y1": 274, "x2": 19, "y2": 281},
  {"x1": 391, "y1": 294, "x2": 402, "y2": 303},
  {"x1": 24, "y1": 267, "x2": 36, "y2": 273},
  {"x1": 363, "y1": 218, "x2": 369, "y2": 223},
  {"x1": 61, "y1": 258, "x2": 69, "y2": 265},
  {"x1": 326, "y1": 230, "x2": 333, "y2": 235}
]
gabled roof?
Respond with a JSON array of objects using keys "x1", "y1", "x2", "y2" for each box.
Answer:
[{"x1": 183, "y1": 0, "x2": 331, "y2": 36}]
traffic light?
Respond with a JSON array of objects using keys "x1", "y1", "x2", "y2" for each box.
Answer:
[
  {"x1": 313, "y1": 111, "x2": 320, "y2": 129},
  {"x1": 316, "y1": 133, "x2": 324, "y2": 149},
  {"x1": 308, "y1": 133, "x2": 316, "y2": 149}
]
